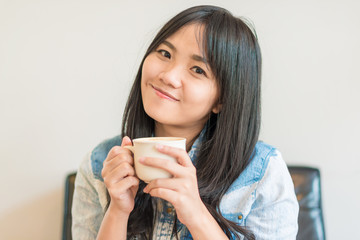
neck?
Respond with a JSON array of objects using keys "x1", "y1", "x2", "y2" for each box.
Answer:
[{"x1": 154, "y1": 122, "x2": 204, "y2": 152}]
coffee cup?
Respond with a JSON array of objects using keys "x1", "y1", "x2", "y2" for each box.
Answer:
[{"x1": 124, "y1": 137, "x2": 186, "y2": 183}]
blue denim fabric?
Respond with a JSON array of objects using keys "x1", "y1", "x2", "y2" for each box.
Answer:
[
  {"x1": 91, "y1": 135, "x2": 122, "y2": 181},
  {"x1": 72, "y1": 134, "x2": 299, "y2": 239}
]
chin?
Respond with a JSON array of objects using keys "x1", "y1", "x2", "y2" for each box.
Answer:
[
  {"x1": 146, "y1": 110, "x2": 172, "y2": 124},
  {"x1": 144, "y1": 106, "x2": 178, "y2": 126}
]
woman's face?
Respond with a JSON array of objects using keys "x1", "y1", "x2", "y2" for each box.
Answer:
[{"x1": 141, "y1": 24, "x2": 221, "y2": 132}]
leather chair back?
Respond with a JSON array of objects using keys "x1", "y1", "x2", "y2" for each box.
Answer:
[
  {"x1": 288, "y1": 166, "x2": 326, "y2": 240},
  {"x1": 62, "y1": 172, "x2": 76, "y2": 240}
]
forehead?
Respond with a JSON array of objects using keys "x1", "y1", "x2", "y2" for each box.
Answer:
[{"x1": 165, "y1": 23, "x2": 205, "y2": 52}]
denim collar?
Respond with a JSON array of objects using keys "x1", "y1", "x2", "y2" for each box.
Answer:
[{"x1": 187, "y1": 127, "x2": 206, "y2": 163}]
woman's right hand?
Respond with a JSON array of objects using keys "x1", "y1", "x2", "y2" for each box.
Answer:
[{"x1": 101, "y1": 136, "x2": 139, "y2": 216}]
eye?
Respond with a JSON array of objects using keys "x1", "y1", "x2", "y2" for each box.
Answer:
[
  {"x1": 191, "y1": 66, "x2": 207, "y2": 76},
  {"x1": 157, "y1": 49, "x2": 171, "y2": 59}
]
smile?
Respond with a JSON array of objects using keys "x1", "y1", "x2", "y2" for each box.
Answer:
[{"x1": 151, "y1": 85, "x2": 179, "y2": 101}]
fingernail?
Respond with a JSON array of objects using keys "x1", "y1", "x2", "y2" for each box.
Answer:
[{"x1": 139, "y1": 157, "x2": 145, "y2": 163}]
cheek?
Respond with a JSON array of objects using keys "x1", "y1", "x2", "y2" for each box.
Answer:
[
  {"x1": 142, "y1": 55, "x2": 162, "y2": 81},
  {"x1": 142, "y1": 58, "x2": 151, "y2": 82},
  {"x1": 188, "y1": 84, "x2": 218, "y2": 104}
]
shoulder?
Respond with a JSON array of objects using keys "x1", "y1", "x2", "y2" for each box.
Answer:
[
  {"x1": 228, "y1": 141, "x2": 279, "y2": 191},
  {"x1": 241, "y1": 146, "x2": 299, "y2": 238},
  {"x1": 72, "y1": 138, "x2": 123, "y2": 237},
  {"x1": 220, "y1": 141, "x2": 298, "y2": 231},
  {"x1": 90, "y1": 135, "x2": 123, "y2": 181}
]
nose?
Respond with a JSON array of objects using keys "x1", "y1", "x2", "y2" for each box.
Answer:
[{"x1": 159, "y1": 64, "x2": 182, "y2": 89}]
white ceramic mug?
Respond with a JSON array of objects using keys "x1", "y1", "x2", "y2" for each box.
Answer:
[{"x1": 124, "y1": 137, "x2": 186, "y2": 183}]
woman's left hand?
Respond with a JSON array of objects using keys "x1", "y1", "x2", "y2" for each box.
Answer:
[{"x1": 141, "y1": 144, "x2": 207, "y2": 227}]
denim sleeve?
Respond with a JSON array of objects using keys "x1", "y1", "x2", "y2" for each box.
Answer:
[
  {"x1": 245, "y1": 150, "x2": 299, "y2": 239},
  {"x1": 72, "y1": 153, "x2": 108, "y2": 240}
]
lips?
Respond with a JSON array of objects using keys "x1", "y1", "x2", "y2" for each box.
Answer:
[{"x1": 151, "y1": 84, "x2": 179, "y2": 101}]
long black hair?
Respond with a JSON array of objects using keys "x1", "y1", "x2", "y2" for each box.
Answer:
[{"x1": 118, "y1": 5, "x2": 261, "y2": 240}]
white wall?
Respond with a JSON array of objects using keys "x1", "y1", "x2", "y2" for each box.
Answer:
[{"x1": 0, "y1": 0, "x2": 359, "y2": 239}]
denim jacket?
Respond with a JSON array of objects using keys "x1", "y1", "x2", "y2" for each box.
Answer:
[{"x1": 72, "y1": 134, "x2": 299, "y2": 239}]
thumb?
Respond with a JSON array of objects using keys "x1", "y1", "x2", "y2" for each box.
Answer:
[{"x1": 121, "y1": 136, "x2": 133, "y2": 147}]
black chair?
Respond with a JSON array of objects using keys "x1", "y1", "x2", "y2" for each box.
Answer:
[
  {"x1": 62, "y1": 172, "x2": 76, "y2": 240},
  {"x1": 62, "y1": 166, "x2": 325, "y2": 240},
  {"x1": 288, "y1": 166, "x2": 326, "y2": 240}
]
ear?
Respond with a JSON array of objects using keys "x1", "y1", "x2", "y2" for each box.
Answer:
[{"x1": 212, "y1": 102, "x2": 222, "y2": 114}]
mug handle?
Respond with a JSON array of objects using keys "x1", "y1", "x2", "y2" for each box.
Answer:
[{"x1": 123, "y1": 145, "x2": 134, "y2": 153}]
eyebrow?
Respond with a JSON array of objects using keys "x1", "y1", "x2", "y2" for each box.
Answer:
[
  {"x1": 191, "y1": 54, "x2": 208, "y2": 64},
  {"x1": 163, "y1": 41, "x2": 176, "y2": 50},
  {"x1": 162, "y1": 40, "x2": 208, "y2": 64}
]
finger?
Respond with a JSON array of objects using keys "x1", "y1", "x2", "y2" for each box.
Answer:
[
  {"x1": 110, "y1": 161, "x2": 136, "y2": 179},
  {"x1": 144, "y1": 175, "x2": 197, "y2": 197},
  {"x1": 108, "y1": 176, "x2": 139, "y2": 199},
  {"x1": 144, "y1": 178, "x2": 178, "y2": 193},
  {"x1": 103, "y1": 136, "x2": 134, "y2": 176},
  {"x1": 121, "y1": 136, "x2": 133, "y2": 147},
  {"x1": 104, "y1": 150, "x2": 134, "y2": 169},
  {"x1": 155, "y1": 144, "x2": 193, "y2": 167},
  {"x1": 106, "y1": 145, "x2": 132, "y2": 161},
  {"x1": 102, "y1": 152, "x2": 134, "y2": 178},
  {"x1": 139, "y1": 156, "x2": 184, "y2": 177},
  {"x1": 106, "y1": 146, "x2": 124, "y2": 160},
  {"x1": 103, "y1": 162, "x2": 136, "y2": 186},
  {"x1": 145, "y1": 187, "x2": 178, "y2": 205},
  {"x1": 106, "y1": 136, "x2": 133, "y2": 160}
]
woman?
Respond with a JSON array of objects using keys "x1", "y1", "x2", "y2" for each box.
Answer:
[{"x1": 72, "y1": 5, "x2": 299, "y2": 240}]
